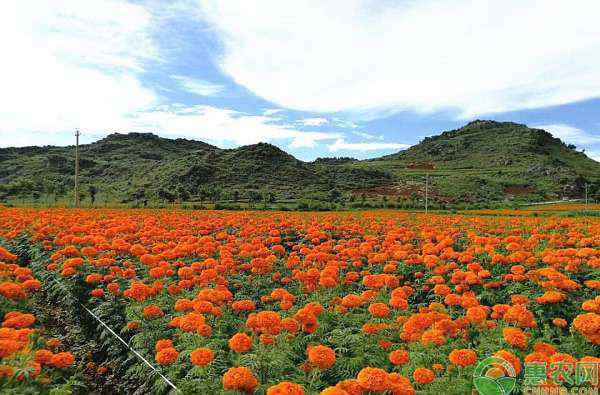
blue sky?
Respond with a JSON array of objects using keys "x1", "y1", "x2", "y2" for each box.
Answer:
[{"x1": 1, "y1": 0, "x2": 600, "y2": 161}]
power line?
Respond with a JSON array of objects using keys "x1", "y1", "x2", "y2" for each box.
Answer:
[{"x1": 75, "y1": 129, "x2": 80, "y2": 208}]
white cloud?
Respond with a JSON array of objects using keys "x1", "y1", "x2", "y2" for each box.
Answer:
[
  {"x1": 0, "y1": 0, "x2": 158, "y2": 136},
  {"x1": 536, "y1": 124, "x2": 600, "y2": 145},
  {"x1": 0, "y1": 131, "x2": 69, "y2": 148},
  {"x1": 199, "y1": 0, "x2": 600, "y2": 118},
  {"x1": 351, "y1": 131, "x2": 383, "y2": 140},
  {"x1": 587, "y1": 151, "x2": 600, "y2": 162},
  {"x1": 585, "y1": 150, "x2": 600, "y2": 162},
  {"x1": 333, "y1": 118, "x2": 359, "y2": 129},
  {"x1": 124, "y1": 105, "x2": 340, "y2": 148},
  {"x1": 171, "y1": 75, "x2": 224, "y2": 96},
  {"x1": 535, "y1": 124, "x2": 600, "y2": 162},
  {"x1": 0, "y1": 103, "x2": 341, "y2": 149},
  {"x1": 299, "y1": 117, "x2": 328, "y2": 126},
  {"x1": 0, "y1": 1, "x2": 336, "y2": 151},
  {"x1": 328, "y1": 139, "x2": 409, "y2": 152},
  {"x1": 263, "y1": 108, "x2": 283, "y2": 116}
]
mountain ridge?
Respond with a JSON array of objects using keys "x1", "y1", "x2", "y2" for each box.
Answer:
[{"x1": 1, "y1": 120, "x2": 599, "y2": 206}]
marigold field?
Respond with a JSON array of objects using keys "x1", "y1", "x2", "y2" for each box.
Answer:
[{"x1": 0, "y1": 206, "x2": 599, "y2": 394}]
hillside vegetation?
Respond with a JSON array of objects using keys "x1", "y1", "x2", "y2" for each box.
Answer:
[{"x1": 1, "y1": 120, "x2": 599, "y2": 208}]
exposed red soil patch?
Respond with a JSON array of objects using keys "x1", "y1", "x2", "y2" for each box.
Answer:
[{"x1": 504, "y1": 186, "x2": 536, "y2": 196}]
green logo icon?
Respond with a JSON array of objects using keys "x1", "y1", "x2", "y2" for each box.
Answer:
[{"x1": 473, "y1": 356, "x2": 517, "y2": 395}]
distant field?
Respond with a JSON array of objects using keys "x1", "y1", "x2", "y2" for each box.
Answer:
[{"x1": 522, "y1": 202, "x2": 600, "y2": 211}]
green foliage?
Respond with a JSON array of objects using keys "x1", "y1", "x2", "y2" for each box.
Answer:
[{"x1": 2, "y1": 121, "x2": 598, "y2": 208}]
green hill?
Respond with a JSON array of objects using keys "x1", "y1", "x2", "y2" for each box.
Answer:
[
  {"x1": 1, "y1": 121, "x2": 599, "y2": 207},
  {"x1": 356, "y1": 120, "x2": 600, "y2": 204}
]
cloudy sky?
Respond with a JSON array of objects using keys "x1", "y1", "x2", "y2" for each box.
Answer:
[{"x1": 1, "y1": 0, "x2": 600, "y2": 161}]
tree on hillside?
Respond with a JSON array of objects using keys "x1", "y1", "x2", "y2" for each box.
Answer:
[
  {"x1": 328, "y1": 189, "x2": 341, "y2": 203},
  {"x1": 262, "y1": 190, "x2": 275, "y2": 204},
  {"x1": 132, "y1": 187, "x2": 148, "y2": 207},
  {"x1": 88, "y1": 184, "x2": 98, "y2": 206},
  {"x1": 176, "y1": 185, "x2": 190, "y2": 202},
  {"x1": 247, "y1": 190, "x2": 261, "y2": 205},
  {"x1": 43, "y1": 180, "x2": 56, "y2": 204},
  {"x1": 157, "y1": 188, "x2": 176, "y2": 204},
  {"x1": 211, "y1": 186, "x2": 223, "y2": 203},
  {"x1": 198, "y1": 186, "x2": 210, "y2": 204}
]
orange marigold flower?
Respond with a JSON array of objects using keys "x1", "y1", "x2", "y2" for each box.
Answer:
[
  {"x1": 229, "y1": 332, "x2": 253, "y2": 353},
  {"x1": 320, "y1": 387, "x2": 349, "y2": 395},
  {"x1": 0, "y1": 365, "x2": 15, "y2": 378},
  {"x1": 552, "y1": 318, "x2": 567, "y2": 328},
  {"x1": 155, "y1": 339, "x2": 173, "y2": 352},
  {"x1": 0, "y1": 246, "x2": 17, "y2": 261},
  {"x1": 127, "y1": 321, "x2": 140, "y2": 330},
  {"x1": 232, "y1": 299, "x2": 256, "y2": 312},
  {"x1": 190, "y1": 347, "x2": 214, "y2": 366},
  {"x1": 502, "y1": 327, "x2": 529, "y2": 350},
  {"x1": 533, "y1": 342, "x2": 556, "y2": 356},
  {"x1": 307, "y1": 345, "x2": 336, "y2": 369},
  {"x1": 389, "y1": 349, "x2": 410, "y2": 366},
  {"x1": 222, "y1": 366, "x2": 259, "y2": 393},
  {"x1": 281, "y1": 318, "x2": 299, "y2": 333},
  {"x1": 51, "y1": 352, "x2": 74, "y2": 369},
  {"x1": 142, "y1": 304, "x2": 163, "y2": 318},
  {"x1": 388, "y1": 372, "x2": 414, "y2": 394},
  {"x1": 34, "y1": 349, "x2": 54, "y2": 365},
  {"x1": 572, "y1": 313, "x2": 600, "y2": 344},
  {"x1": 357, "y1": 367, "x2": 389, "y2": 392},
  {"x1": 0, "y1": 339, "x2": 21, "y2": 359},
  {"x1": 368, "y1": 303, "x2": 391, "y2": 318},
  {"x1": 420, "y1": 329, "x2": 446, "y2": 347},
  {"x1": 433, "y1": 284, "x2": 451, "y2": 296},
  {"x1": 448, "y1": 349, "x2": 477, "y2": 367},
  {"x1": 536, "y1": 291, "x2": 566, "y2": 304},
  {"x1": 465, "y1": 306, "x2": 488, "y2": 324},
  {"x1": 389, "y1": 297, "x2": 408, "y2": 310},
  {"x1": 247, "y1": 310, "x2": 282, "y2": 335},
  {"x1": 46, "y1": 338, "x2": 61, "y2": 349},
  {"x1": 198, "y1": 323, "x2": 212, "y2": 337},
  {"x1": 2, "y1": 312, "x2": 35, "y2": 328},
  {"x1": 21, "y1": 279, "x2": 41, "y2": 291},
  {"x1": 341, "y1": 294, "x2": 363, "y2": 308},
  {"x1": 266, "y1": 381, "x2": 305, "y2": 395},
  {"x1": 174, "y1": 298, "x2": 193, "y2": 312},
  {"x1": 336, "y1": 379, "x2": 364, "y2": 395},
  {"x1": 0, "y1": 282, "x2": 26, "y2": 300},
  {"x1": 179, "y1": 312, "x2": 206, "y2": 332},
  {"x1": 413, "y1": 368, "x2": 435, "y2": 384},
  {"x1": 155, "y1": 347, "x2": 178, "y2": 365},
  {"x1": 85, "y1": 273, "x2": 103, "y2": 284},
  {"x1": 107, "y1": 282, "x2": 120, "y2": 294}
]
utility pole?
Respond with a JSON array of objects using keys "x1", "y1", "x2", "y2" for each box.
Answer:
[
  {"x1": 425, "y1": 172, "x2": 428, "y2": 214},
  {"x1": 75, "y1": 129, "x2": 80, "y2": 208},
  {"x1": 585, "y1": 184, "x2": 589, "y2": 207}
]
